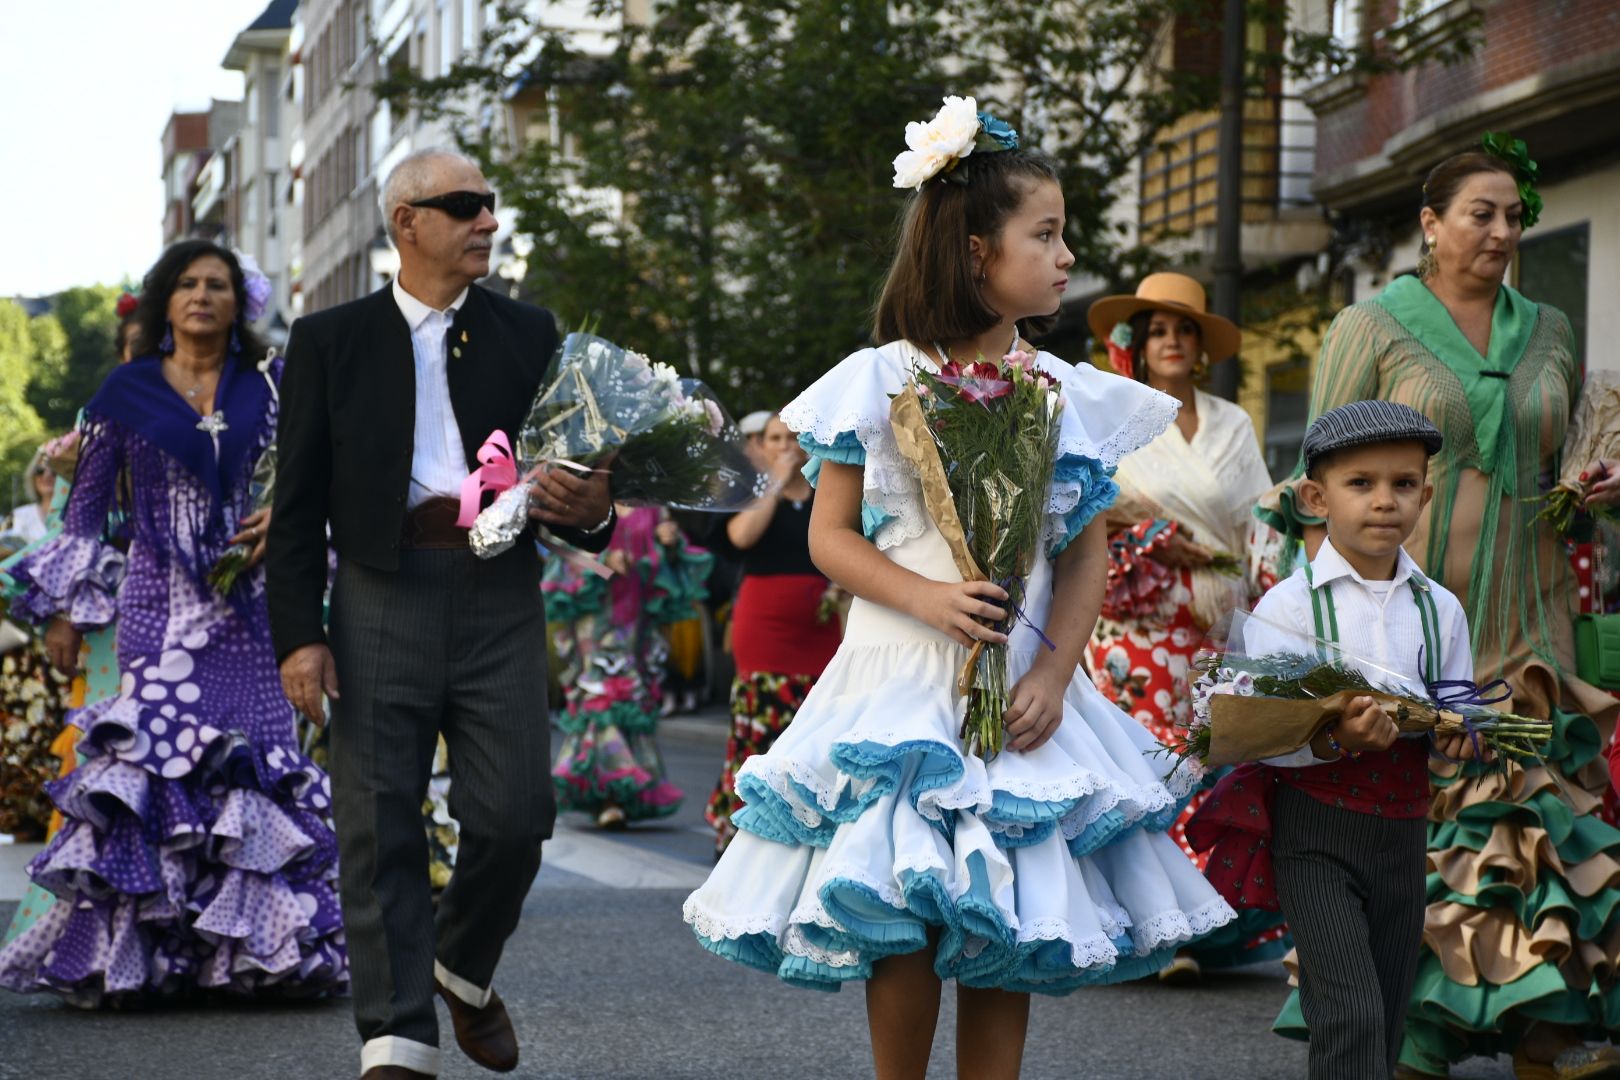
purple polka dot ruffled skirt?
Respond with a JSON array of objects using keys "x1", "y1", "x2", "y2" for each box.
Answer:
[{"x1": 0, "y1": 616, "x2": 348, "y2": 1006}]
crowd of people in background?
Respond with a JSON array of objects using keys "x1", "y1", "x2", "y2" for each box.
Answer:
[{"x1": 0, "y1": 125, "x2": 1618, "y2": 1080}]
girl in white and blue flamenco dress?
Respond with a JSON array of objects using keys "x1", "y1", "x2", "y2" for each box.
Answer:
[{"x1": 682, "y1": 98, "x2": 1236, "y2": 1078}]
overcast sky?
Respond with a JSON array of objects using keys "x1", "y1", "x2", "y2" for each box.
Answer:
[{"x1": 0, "y1": 0, "x2": 272, "y2": 297}]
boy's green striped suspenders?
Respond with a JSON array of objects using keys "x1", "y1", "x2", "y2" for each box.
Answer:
[{"x1": 1303, "y1": 563, "x2": 1442, "y2": 685}]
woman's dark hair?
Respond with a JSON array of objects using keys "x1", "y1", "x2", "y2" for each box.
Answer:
[
  {"x1": 131, "y1": 240, "x2": 267, "y2": 362},
  {"x1": 116, "y1": 310, "x2": 142, "y2": 359},
  {"x1": 873, "y1": 147, "x2": 1062, "y2": 346},
  {"x1": 1124, "y1": 309, "x2": 1204, "y2": 385},
  {"x1": 1416, "y1": 151, "x2": 1518, "y2": 278},
  {"x1": 1421, "y1": 150, "x2": 1516, "y2": 219}
]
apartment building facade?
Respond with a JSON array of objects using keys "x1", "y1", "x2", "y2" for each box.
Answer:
[{"x1": 1245, "y1": 0, "x2": 1620, "y2": 466}]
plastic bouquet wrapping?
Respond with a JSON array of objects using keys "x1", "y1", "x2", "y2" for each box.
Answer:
[
  {"x1": 466, "y1": 331, "x2": 766, "y2": 559},
  {"x1": 1161, "y1": 609, "x2": 1552, "y2": 775},
  {"x1": 208, "y1": 443, "x2": 275, "y2": 594},
  {"x1": 890, "y1": 348, "x2": 1063, "y2": 760},
  {"x1": 1531, "y1": 369, "x2": 1620, "y2": 535}
]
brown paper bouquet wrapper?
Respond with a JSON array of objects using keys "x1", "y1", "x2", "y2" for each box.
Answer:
[{"x1": 1203, "y1": 689, "x2": 1452, "y2": 768}]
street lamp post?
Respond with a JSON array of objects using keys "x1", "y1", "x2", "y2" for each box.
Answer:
[{"x1": 1210, "y1": 0, "x2": 1246, "y2": 402}]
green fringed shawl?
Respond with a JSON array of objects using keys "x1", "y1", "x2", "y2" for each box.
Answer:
[
  {"x1": 1373, "y1": 276, "x2": 1539, "y2": 491},
  {"x1": 1265, "y1": 276, "x2": 1579, "y2": 680}
]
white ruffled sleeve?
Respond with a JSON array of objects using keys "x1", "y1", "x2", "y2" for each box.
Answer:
[
  {"x1": 1038, "y1": 353, "x2": 1179, "y2": 557},
  {"x1": 780, "y1": 343, "x2": 932, "y2": 551}
]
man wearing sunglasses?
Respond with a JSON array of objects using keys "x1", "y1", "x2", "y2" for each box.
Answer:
[{"x1": 268, "y1": 148, "x2": 615, "y2": 1080}]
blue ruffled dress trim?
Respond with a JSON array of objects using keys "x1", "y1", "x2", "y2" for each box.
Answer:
[
  {"x1": 799, "y1": 432, "x2": 894, "y2": 539},
  {"x1": 1049, "y1": 455, "x2": 1119, "y2": 558}
]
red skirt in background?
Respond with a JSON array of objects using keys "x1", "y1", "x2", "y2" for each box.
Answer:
[{"x1": 731, "y1": 574, "x2": 841, "y2": 679}]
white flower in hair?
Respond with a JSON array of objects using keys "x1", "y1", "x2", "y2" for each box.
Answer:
[{"x1": 892, "y1": 95, "x2": 982, "y2": 190}]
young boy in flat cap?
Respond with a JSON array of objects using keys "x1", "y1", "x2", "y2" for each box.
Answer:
[{"x1": 1190, "y1": 401, "x2": 1484, "y2": 1080}]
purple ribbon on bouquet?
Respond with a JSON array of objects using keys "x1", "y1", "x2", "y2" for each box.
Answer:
[
  {"x1": 996, "y1": 575, "x2": 1057, "y2": 653},
  {"x1": 1423, "y1": 656, "x2": 1513, "y2": 760}
]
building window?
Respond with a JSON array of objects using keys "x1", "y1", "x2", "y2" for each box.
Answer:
[
  {"x1": 1330, "y1": 0, "x2": 1361, "y2": 45},
  {"x1": 1264, "y1": 356, "x2": 1311, "y2": 480},
  {"x1": 438, "y1": 0, "x2": 454, "y2": 74},
  {"x1": 265, "y1": 66, "x2": 281, "y2": 136},
  {"x1": 1518, "y1": 222, "x2": 1590, "y2": 376}
]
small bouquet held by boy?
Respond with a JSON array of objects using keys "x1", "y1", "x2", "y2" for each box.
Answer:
[
  {"x1": 1161, "y1": 607, "x2": 1553, "y2": 777},
  {"x1": 890, "y1": 345, "x2": 1064, "y2": 759},
  {"x1": 462, "y1": 329, "x2": 766, "y2": 558}
]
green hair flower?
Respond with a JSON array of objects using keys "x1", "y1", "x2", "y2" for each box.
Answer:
[{"x1": 1480, "y1": 131, "x2": 1542, "y2": 229}]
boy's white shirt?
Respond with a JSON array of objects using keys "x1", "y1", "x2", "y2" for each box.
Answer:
[{"x1": 1243, "y1": 537, "x2": 1474, "y2": 767}]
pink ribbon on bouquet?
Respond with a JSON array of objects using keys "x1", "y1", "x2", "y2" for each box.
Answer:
[{"x1": 456, "y1": 431, "x2": 520, "y2": 526}]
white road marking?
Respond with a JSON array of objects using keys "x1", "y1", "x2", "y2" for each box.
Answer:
[{"x1": 537, "y1": 826, "x2": 709, "y2": 890}]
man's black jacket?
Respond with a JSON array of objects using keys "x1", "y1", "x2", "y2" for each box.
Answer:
[{"x1": 266, "y1": 283, "x2": 611, "y2": 661}]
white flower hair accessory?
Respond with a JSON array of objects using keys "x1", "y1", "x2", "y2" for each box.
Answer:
[{"x1": 892, "y1": 95, "x2": 1020, "y2": 191}]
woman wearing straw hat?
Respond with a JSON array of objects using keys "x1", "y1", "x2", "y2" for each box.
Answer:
[{"x1": 1083, "y1": 272, "x2": 1289, "y2": 984}]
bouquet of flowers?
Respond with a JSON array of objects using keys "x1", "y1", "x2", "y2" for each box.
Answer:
[
  {"x1": 1161, "y1": 609, "x2": 1552, "y2": 775},
  {"x1": 208, "y1": 443, "x2": 276, "y2": 594},
  {"x1": 466, "y1": 331, "x2": 765, "y2": 558},
  {"x1": 891, "y1": 348, "x2": 1064, "y2": 760},
  {"x1": 1530, "y1": 370, "x2": 1620, "y2": 536}
]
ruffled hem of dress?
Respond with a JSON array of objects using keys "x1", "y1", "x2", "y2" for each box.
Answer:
[
  {"x1": 6, "y1": 533, "x2": 124, "y2": 628},
  {"x1": 684, "y1": 823, "x2": 1234, "y2": 995},
  {"x1": 552, "y1": 735, "x2": 684, "y2": 821},
  {"x1": 0, "y1": 692, "x2": 346, "y2": 1004},
  {"x1": 682, "y1": 637, "x2": 1235, "y2": 993}
]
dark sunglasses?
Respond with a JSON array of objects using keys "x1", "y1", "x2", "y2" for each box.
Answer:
[{"x1": 408, "y1": 190, "x2": 496, "y2": 220}]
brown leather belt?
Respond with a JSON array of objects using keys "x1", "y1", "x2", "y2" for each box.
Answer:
[{"x1": 401, "y1": 496, "x2": 471, "y2": 549}]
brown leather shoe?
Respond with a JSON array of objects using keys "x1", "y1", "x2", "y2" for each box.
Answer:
[
  {"x1": 435, "y1": 981, "x2": 519, "y2": 1072},
  {"x1": 360, "y1": 1068, "x2": 433, "y2": 1079}
]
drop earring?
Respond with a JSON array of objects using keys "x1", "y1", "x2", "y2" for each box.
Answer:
[
  {"x1": 158, "y1": 322, "x2": 174, "y2": 353},
  {"x1": 229, "y1": 327, "x2": 242, "y2": 354}
]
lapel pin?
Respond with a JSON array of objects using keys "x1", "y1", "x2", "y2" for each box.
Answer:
[
  {"x1": 453, "y1": 346, "x2": 463, "y2": 358},
  {"x1": 460, "y1": 330, "x2": 469, "y2": 343}
]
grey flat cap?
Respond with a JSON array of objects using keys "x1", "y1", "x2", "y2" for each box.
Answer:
[{"x1": 1303, "y1": 400, "x2": 1443, "y2": 470}]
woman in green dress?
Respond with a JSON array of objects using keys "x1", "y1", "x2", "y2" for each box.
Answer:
[{"x1": 1264, "y1": 144, "x2": 1620, "y2": 1080}]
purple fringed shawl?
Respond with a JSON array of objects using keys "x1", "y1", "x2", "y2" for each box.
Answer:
[{"x1": 10, "y1": 353, "x2": 281, "y2": 626}]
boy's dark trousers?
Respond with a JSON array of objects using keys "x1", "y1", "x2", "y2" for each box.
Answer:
[{"x1": 1272, "y1": 784, "x2": 1428, "y2": 1080}]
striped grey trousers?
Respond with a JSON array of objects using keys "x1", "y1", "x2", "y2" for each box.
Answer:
[
  {"x1": 1272, "y1": 784, "x2": 1428, "y2": 1080},
  {"x1": 328, "y1": 546, "x2": 556, "y2": 1052}
]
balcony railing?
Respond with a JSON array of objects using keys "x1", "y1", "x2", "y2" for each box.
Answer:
[{"x1": 1138, "y1": 93, "x2": 1316, "y2": 239}]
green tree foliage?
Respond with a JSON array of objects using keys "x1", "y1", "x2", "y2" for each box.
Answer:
[
  {"x1": 0, "y1": 301, "x2": 51, "y2": 505},
  {"x1": 33, "y1": 285, "x2": 123, "y2": 432},
  {"x1": 376, "y1": 0, "x2": 1477, "y2": 410}
]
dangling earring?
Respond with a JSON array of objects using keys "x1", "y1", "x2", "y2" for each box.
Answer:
[
  {"x1": 1193, "y1": 352, "x2": 1210, "y2": 380},
  {"x1": 1417, "y1": 235, "x2": 1437, "y2": 281},
  {"x1": 158, "y1": 322, "x2": 174, "y2": 354},
  {"x1": 229, "y1": 327, "x2": 242, "y2": 354}
]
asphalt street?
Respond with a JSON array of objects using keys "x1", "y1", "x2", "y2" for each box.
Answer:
[{"x1": 1, "y1": 712, "x2": 1518, "y2": 1080}]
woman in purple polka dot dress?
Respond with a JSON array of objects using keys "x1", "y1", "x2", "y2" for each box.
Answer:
[{"x1": 0, "y1": 241, "x2": 346, "y2": 1006}]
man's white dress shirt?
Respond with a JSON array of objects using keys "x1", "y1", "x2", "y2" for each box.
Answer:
[
  {"x1": 393, "y1": 278, "x2": 472, "y2": 509},
  {"x1": 1243, "y1": 538, "x2": 1474, "y2": 767}
]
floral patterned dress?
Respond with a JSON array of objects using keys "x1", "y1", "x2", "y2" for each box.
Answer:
[
  {"x1": 0, "y1": 354, "x2": 346, "y2": 1005},
  {"x1": 544, "y1": 507, "x2": 712, "y2": 821},
  {"x1": 1084, "y1": 389, "x2": 1289, "y2": 969}
]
